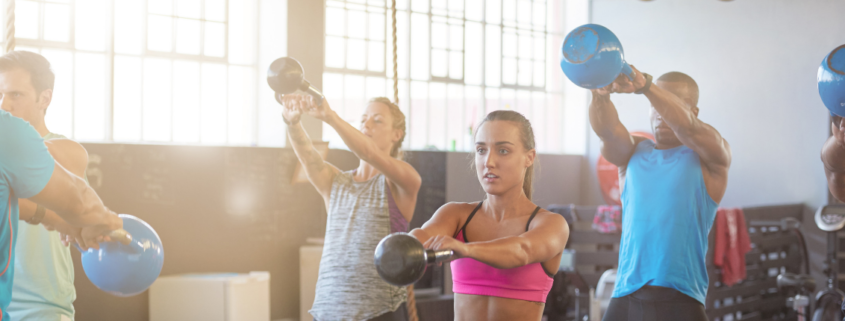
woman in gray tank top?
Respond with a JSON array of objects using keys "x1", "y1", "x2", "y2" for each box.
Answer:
[{"x1": 282, "y1": 94, "x2": 421, "y2": 321}]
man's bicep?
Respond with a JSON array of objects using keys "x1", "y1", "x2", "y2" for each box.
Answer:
[{"x1": 45, "y1": 139, "x2": 89, "y2": 177}]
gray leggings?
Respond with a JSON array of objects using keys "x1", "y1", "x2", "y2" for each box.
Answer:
[{"x1": 602, "y1": 286, "x2": 708, "y2": 321}]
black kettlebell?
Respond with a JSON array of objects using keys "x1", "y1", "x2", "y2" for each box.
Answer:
[
  {"x1": 374, "y1": 233, "x2": 454, "y2": 287},
  {"x1": 266, "y1": 57, "x2": 324, "y2": 105}
]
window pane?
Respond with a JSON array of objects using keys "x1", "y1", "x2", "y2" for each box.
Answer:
[
  {"x1": 205, "y1": 22, "x2": 226, "y2": 57},
  {"x1": 485, "y1": 87, "x2": 500, "y2": 112},
  {"x1": 410, "y1": 13, "x2": 429, "y2": 80},
  {"x1": 449, "y1": 25, "x2": 463, "y2": 51},
  {"x1": 347, "y1": 9, "x2": 366, "y2": 39},
  {"x1": 75, "y1": 0, "x2": 107, "y2": 50},
  {"x1": 449, "y1": 50, "x2": 462, "y2": 79},
  {"x1": 74, "y1": 53, "x2": 106, "y2": 140},
  {"x1": 326, "y1": 7, "x2": 345, "y2": 36},
  {"x1": 502, "y1": 58, "x2": 516, "y2": 85},
  {"x1": 369, "y1": 12, "x2": 385, "y2": 41},
  {"x1": 466, "y1": 0, "x2": 483, "y2": 21},
  {"x1": 428, "y1": 82, "x2": 446, "y2": 150},
  {"x1": 409, "y1": 81, "x2": 428, "y2": 149},
  {"x1": 485, "y1": 24, "x2": 500, "y2": 86},
  {"x1": 228, "y1": 66, "x2": 256, "y2": 145},
  {"x1": 431, "y1": 22, "x2": 447, "y2": 49},
  {"x1": 431, "y1": 49, "x2": 447, "y2": 78},
  {"x1": 44, "y1": 4, "x2": 71, "y2": 42},
  {"x1": 396, "y1": 11, "x2": 409, "y2": 79},
  {"x1": 149, "y1": 0, "x2": 173, "y2": 15},
  {"x1": 446, "y1": 84, "x2": 463, "y2": 151},
  {"x1": 113, "y1": 55, "x2": 143, "y2": 141},
  {"x1": 486, "y1": 0, "x2": 501, "y2": 24},
  {"x1": 411, "y1": 0, "x2": 429, "y2": 13},
  {"x1": 16, "y1": 1, "x2": 39, "y2": 39},
  {"x1": 41, "y1": 49, "x2": 73, "y2": 137},
  {"x1": 503, "y1": 0, "x2": 516, "y2": 23},
  {"x1": 343, "y1": 74, "x2": 365, "y2": 123},
  {"x1": 148, "y1": 15, "x2": 174, "y2": 52},
  {"x1": 366, "y1": 76, "x2": 386, "y2": 101},
  {"x1": 449, "y1": 0, "x2": 464, "y2": 17},
  {"x1": 176, "y1": 18, "x2": 201, "y2": 54},
  {"x1": 518, "y1": 59, "x2": 531, "y2": 86},
  {"x1": 368, "y1": 41, "x2": 384, "y2": 72},
  {"x1": 530, "y1": 91, "x2": 546, "y2": 151},
  {"x1": 143, "y1": 58, "x2": 173, "y2": 141},
  {"x1": 176, "y1": 0, "x2": 201, "y2": 18},
  {"x1": 464, "y1": 22, "x2": 483, "y2": 85},
  {"x1": 325, "y1": 37, "x2": 345, "y2": 68},
  {"x1": 201, "y1": 63, "x2": 228, "y2": 144},
  {"x1": 533, "y1": 0, "x2": 546, "y2": 30},
  {"x1": 465, "y1": 85, "x2": 483, "y2": 149},
  {"x1": 519, "y1": 34, "x2": 532, "y2": 59},
  {"x1": 206, "y1": 0, "x2": 226, "y2": 21},
  {"x1": 346, "y1": 39, "x2": 366, "y2": 70},
  {"x1": 502, "y1": 31, "x2": 516, "y2": 57},
  {"x1": 172, "y1": 60, "x2": 201, "y2": 143},
  {"x1": 396, "y1": 0, "x2": 409, "y2": 10},
  {"x1": 533, "y1": 61, "x2": 544, "y2": 87},
  {"x1": 534, "y1": 36, "x2": 545, "y2": 60},
  {"x1": 115, "y1": 0, "x2": 144, "y2": 54},
  {"x1": 229, "y1": 0, "x2": 257, "y2": 64},
  {"x1": 517, "y1": 0, "x2": 531, "y2": 26}
]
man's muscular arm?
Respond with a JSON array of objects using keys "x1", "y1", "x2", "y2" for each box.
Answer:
[
  {"x1": 589, "y1": 79, "x2": 638, "y2": 167},
  {"x1": 823, "y1": 117, "x2": 845, "y2": 202}
]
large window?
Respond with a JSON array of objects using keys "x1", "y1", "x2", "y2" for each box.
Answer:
[
  {"x1": 10, "y1": 0, "x2": 288, "y2": 146},
  {"x1": 323, "y1": 0, "x2": 588, "y2": 154}
]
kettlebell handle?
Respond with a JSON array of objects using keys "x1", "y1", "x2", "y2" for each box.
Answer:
[
  {"x1": 108, "y1": 229, "x2": 133, "y2": 245},
  {"x1": 620, "y1": 63, "x2": 635, "y2": 82},
  {"x1": 73, "y1": 229, "x2": 138, "y2": 253},
  {"x1": 426, "y1": 249, "x2": 454, "y2": 264}
]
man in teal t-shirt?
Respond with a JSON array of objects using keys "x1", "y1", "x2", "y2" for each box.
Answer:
[{"x1": 0, "y1": 51, "x2": 94, "y2": 320}]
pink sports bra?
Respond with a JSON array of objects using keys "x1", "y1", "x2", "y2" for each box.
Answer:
[{"x1": 450, "y1": 201, "x2": 555, "y2": 303}]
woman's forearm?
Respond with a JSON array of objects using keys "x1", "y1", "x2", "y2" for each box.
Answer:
[
  {"x1": 466, "y1": 236, "x2": 531, "y2": 269},
  {"x1": 325, "y1": 111, "x2": 387, "y2": 163}
]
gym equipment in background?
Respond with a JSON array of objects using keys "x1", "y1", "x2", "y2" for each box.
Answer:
[
  {"x1": 374, "y1": 233, "x2": 454, "y2": 287},
  {"x1": 819, "y1": 45, "x2": 845, "y2": 117},
  {"x1": 560, "y1": 24, "x2": 635, "y2": 89},
  {"x1": 777, "y1": 207, "x2": 845, "y2": 321},
  {"x1": 78, "y1": 214, "x2": 165, "y2": 297},
  {"x1": 267, "y1": 57, "x2": 325, "y2": 105}
]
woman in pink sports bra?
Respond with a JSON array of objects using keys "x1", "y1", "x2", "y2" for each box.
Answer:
[{"x1": 410, "y1": 110, "x2": 570, "y2": 321}]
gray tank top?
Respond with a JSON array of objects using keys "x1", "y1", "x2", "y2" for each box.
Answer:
[{"x1": 309, "y1": 170, "x2": 409, "y2": 321}]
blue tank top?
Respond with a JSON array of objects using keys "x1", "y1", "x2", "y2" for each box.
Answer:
[{"x1": 612, "y1": 140, "x2": 718, "y2": 305}]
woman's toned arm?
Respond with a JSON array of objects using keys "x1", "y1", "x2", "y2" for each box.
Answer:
[
  {"x1": 281, "y1": 95, "x2": 340, "y2": 200},
  {"x1": 425, "y1": 212, "x2": 569, "y2": 269}
]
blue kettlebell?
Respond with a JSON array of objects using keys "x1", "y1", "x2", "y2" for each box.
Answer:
[
  {"x1": 560, "y1": 24, "x2": 635, "y2": 89},
  {"x1": 818, "y1": 44, "x2": 845, "y2": 117},
  {"x1": 76, "y1": 214, "x2": 164, "y2": 297}
]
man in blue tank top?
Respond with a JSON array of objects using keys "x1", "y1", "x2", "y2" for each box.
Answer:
[{"x1": 589, "y1": 67, "x2": 731, "y2": 321}]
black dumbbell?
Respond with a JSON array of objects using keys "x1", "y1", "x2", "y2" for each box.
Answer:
[
  {"x1": 266, "y1": 57, "x2": 324, "y2": 105},
  {"x1": 374, "y1": 233, "x2": 454, "y2": 286}
]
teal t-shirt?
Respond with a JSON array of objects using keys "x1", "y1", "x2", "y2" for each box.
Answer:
[
  {"x1": 9, "y1": 132, "x2": 78, "y2": 321},
  {"x1": 612, "y1": 140, "x2": 718, "y2": 305},
  {"x1": 0, "y1": 110, "x2": 56, "y2": 321}
]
